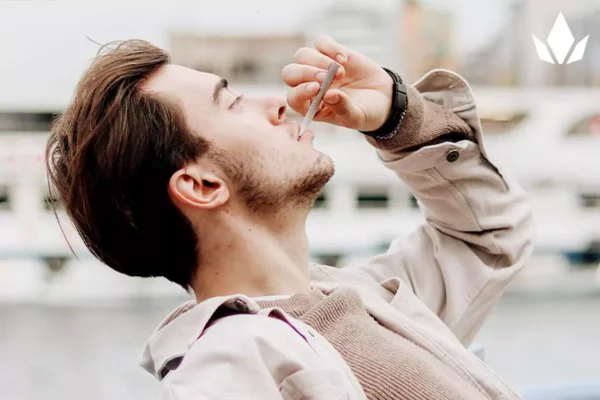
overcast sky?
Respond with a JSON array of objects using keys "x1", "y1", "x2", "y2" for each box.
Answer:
[{"x1": 0, "y1": 0, "x2": 525, "y2": 109}]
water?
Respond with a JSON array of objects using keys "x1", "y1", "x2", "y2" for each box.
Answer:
[{"x1": 1, "y1": 296, "x2": 599, "y2": 400}]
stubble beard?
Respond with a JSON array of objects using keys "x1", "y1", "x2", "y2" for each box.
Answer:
[{"x1": 223, "y1": 152, "x2": 335, "y2": 215}]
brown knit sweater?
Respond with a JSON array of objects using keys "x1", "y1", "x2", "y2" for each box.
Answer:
[{"x1": 257, "y1": 287, "x2": 487, "y2": 400}]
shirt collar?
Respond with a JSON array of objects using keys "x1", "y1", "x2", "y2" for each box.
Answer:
[{"x1": 138, "y1": 293, "x2": 260, "y2": 380}]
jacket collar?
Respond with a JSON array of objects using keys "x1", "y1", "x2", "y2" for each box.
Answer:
[{"x1": 138, "y1": 293, "x2": 260, "y2": 380}]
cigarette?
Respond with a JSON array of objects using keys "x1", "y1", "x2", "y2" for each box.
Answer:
[{"x1": 298, "y1": 62, "x2": 340, "y2": 138}]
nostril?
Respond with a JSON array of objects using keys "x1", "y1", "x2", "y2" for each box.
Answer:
[{"x1": 278, "y1": 105, "x2": 286, "y2": 121}]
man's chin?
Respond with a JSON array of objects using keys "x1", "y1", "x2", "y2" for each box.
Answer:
[
  {"x1": 316, "y1": 151, "x2": 335, "y2": 172},
  {"x1": 302, "y1": 154, "x2": 335, "y2": 197},
  {"x1": 322, "y1": 156, "x2": 335, "y2": 180}
]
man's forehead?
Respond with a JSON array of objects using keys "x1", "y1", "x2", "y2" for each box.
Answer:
[{"x1": 143, "y1": 64, "x2": 219, "y2": 102}]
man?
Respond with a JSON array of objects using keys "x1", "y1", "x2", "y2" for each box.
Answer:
[{"x1": 46, "y1": 35, "x2": 533, "y2": 399}]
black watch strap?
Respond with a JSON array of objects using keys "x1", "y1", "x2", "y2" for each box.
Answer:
[{"x1": 360, "y1": 67, "x2": 408, "y2": 139}]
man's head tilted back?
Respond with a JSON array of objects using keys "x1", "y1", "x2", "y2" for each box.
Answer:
[{"x1": 46, "y1": 40, "x2": 335, "y2": 290}]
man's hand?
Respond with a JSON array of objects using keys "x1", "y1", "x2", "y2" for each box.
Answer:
[{"x1": 282, "y1": 35, "x2": 393, "y2": 132}]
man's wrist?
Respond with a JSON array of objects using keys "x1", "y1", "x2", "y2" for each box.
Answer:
[
  {"x1": 363, "y1": 81, "x2": 473, "y2": 154},
  {"x1": 360, "y1": 68, "x2": 408, "y2": 140}
]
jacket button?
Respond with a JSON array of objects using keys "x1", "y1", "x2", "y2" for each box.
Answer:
[
  {"x1": 446, "y1": 150, "x2": 460, "y2": 162},
  {"x1": 233, "y1": 298, "x2": 249, "y2": 313}
]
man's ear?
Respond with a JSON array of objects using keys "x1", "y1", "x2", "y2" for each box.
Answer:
[{"x1": 168, "y1": 165, "x2": 230, "y2": 211}]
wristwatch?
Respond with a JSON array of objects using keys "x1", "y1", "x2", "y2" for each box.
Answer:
[{"x1": 360, "y1": 67, "x2": 408, "y2": 140}]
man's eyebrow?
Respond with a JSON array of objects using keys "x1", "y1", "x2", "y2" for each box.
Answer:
[{"x1": 213, "y1": 78, "x2": 228, "y2": 105}]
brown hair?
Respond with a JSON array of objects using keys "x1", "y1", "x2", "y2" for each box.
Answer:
[{"x1": 45, "y1": 40, "x2": 210, "y2": 289}]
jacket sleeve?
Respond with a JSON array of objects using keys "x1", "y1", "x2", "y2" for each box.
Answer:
[
  {"x1": 356, "y1": 69, "x2": 534, "y2": 345},
  {"x1": 162, "y1": 314, "x2": 351, "y2": 399}
]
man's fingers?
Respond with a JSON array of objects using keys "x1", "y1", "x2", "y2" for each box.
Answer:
[
  {"x1": 281, "y1": 63, "x2": 344, "y2": 87},
  {"x1": 286, "y1": 82, "x2": 320, "y2": 114},
  {"x1": 322, "y1": 89, "x2": 356, "y2": 118},
  {"x1": 294, "y1": 47, "x2": 339, "y2": 70},
  {"x1": 314, "y1": 35, "x2": 350, "y2": 65},
  {"x1": 287, "y1": 86, "x2": 361, "y2": 127}
]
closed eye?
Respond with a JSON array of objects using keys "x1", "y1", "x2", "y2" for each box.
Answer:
[{"x1": 229, "y1": 95, "x2": 243, "y2": 109}]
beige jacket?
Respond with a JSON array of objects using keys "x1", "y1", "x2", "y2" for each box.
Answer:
[{"x1": 139, "y1": 70, "x2": 534, "y2": 400}]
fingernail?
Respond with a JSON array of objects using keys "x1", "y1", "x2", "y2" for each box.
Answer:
[
  {"x1": 316, "y1": 71, "x2": 327, "y2": 81},
  {"x1": 336, "y1": 53, "x2": 347, "y2": 64},
  {"x1": 326, "y1": 94, "x2": 340, "y2": 104},
  {"x1": 306, "y1": 82, "x2": 319, "y2": 92}
]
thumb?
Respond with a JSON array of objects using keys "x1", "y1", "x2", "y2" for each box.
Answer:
[{"x1": 321, "y1": 89, "x2": 358, "y2": 119}]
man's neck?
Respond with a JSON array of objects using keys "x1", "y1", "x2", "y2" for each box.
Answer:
[{"x1": 191, "y1": 211, "x2": 312, "y2": 303}]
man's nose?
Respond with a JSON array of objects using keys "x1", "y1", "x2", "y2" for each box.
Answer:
[{"x1": 263, "y1": 97, "x2": 287, "y2": 126}]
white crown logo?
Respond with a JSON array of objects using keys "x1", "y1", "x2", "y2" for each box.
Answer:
[{"x1": 532, "y1": 12, "x2": 589, "y2": 64}]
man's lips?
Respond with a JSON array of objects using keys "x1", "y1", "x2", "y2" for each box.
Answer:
[
  {"x1": 289, "y1": 120, "x2": 313, "y2": 141},
  {"x1": 286, "y1": 120, "x2": 314, "y2": 141},
  {"x1": 298, "y1": 129, "x2": 314, "y2": 141}
]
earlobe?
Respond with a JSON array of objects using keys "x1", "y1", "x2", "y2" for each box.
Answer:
[{"x1": 168, "y1": 167, "x2": 229, "y2": 211}]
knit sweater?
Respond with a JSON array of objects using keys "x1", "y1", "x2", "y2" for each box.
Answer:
[{"x1": 257, "y1": 287, "x2": 487, "y2": 400}]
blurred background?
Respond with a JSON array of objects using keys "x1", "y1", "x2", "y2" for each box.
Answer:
[{"x1": 1, "y1": 0, "x2": 600, "y2": 399}]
